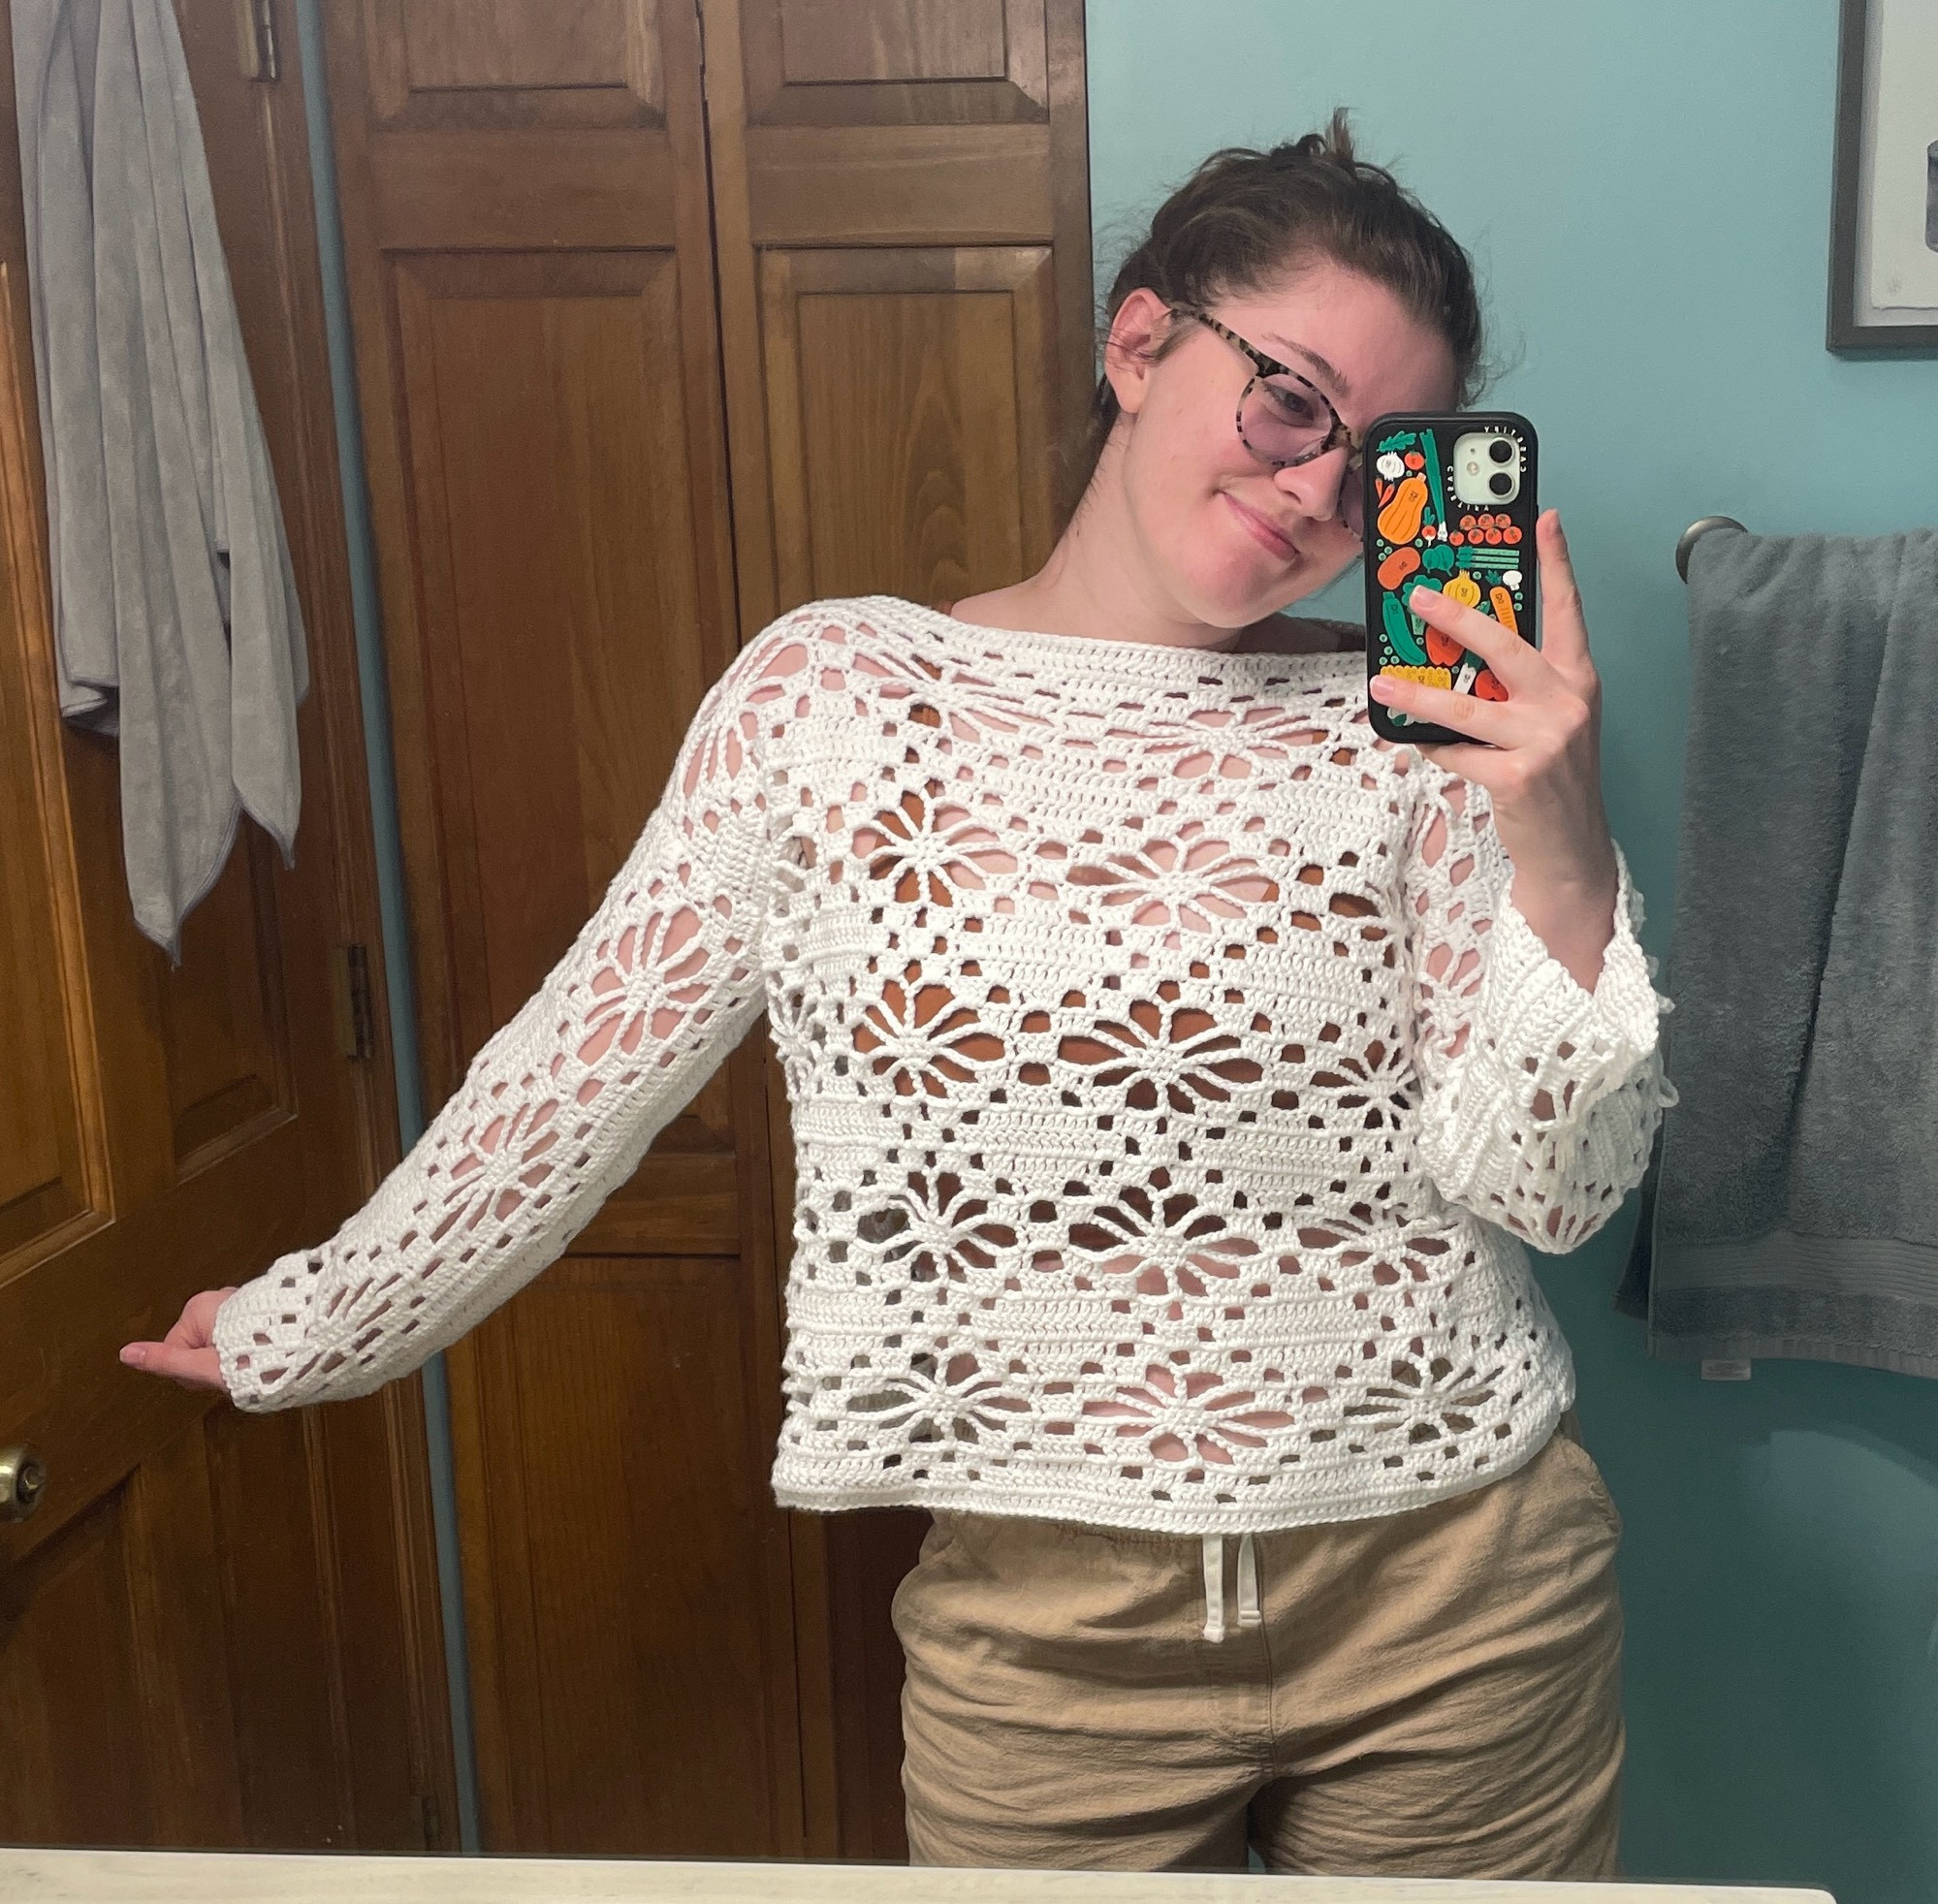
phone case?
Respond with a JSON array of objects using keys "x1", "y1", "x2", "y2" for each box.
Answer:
[{"x1": 1363, "y1": 411, "x2": 1539, "y2": 746}]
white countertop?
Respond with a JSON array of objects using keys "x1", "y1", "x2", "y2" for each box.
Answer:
[{"x1": 0, "y1": 1850, "x2": 1835, "y2": 1903}]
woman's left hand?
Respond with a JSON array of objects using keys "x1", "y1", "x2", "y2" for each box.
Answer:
[{"x1": 1368, "y1": 510, "x2": 1619, "y2": 990}]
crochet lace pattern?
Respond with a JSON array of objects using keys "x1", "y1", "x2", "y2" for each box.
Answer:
[{"x1": 215, "y1": 599, "x2": 1669, "y2": 1533}]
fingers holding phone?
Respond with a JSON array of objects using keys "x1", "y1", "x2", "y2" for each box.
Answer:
[
  {"x1": 1364, "y1": 412, "x2": 1539, "y2": 746},
  {"x1": 1373, "y1": 508, "x2": 1619, "y2": 987}
]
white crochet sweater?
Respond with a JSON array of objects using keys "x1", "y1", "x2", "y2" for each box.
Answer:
[{"x1": 216, "y1": 599, "x2": 1669, "y2": 1534}]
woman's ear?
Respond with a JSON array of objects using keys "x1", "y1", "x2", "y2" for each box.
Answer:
[{"x1": 1102, "y1": 288, "x2": 1174, "y2": 420}]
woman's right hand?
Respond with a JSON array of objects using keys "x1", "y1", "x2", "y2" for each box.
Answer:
[{"x1": 120, "y1": 1287, "x2": 236, "y2": 1393}]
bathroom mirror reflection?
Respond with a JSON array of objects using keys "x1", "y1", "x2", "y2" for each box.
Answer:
[{"x1": 2, "y1": 5, "x2": 1931, "y2": 1904}]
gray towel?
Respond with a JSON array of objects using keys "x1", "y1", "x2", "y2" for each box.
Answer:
[
  {"x1": 1646, "y1": 524, "x2": 1938, "y2": 1376},
  {"x1": 14, "y1": 0, "x2": 306, "y2": 958}
]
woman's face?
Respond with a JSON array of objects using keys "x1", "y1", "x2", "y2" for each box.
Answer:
[{"x1": 1104, "y1": 261, "x2": 1459, "y2": 628}]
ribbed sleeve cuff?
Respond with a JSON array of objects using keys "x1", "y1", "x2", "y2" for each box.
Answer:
[
  {"x1": 1417, "y1": 848, "x2": 1670, "y2": 1228},
  {"x1": 1477, "y1": 847, "x2": 1666, "y2": 1110}
]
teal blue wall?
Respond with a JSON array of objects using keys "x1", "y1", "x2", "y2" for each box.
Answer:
[{"x1": 1087, "y1": 5, "x2": 1938, "y2": 1900}]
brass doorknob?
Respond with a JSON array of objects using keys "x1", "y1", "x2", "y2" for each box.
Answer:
[{"x1": 0, "y1": 1446, "x2": 47, "y2": 1521}]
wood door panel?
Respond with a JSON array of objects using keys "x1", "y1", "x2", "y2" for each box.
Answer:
[
  {"x1": 365, "y1": 0, "x2": 664, "y2": 126},
  {"x1": 778, "y1": 0, "x2": 1007, "y2": 83},
  {"x1": 308, "y1": 1388, "x2": 448, "y2": 1851},
  {"x1": 0, "y1": 1416, "x2": 246, "y2": 1850},
  {"x1": 0, "y1": 1493, "x2": 154, "y2": 1847},
  {"x1": 0, "y1": 1148, "x2": 83, "y2": 1263},
  {"x1": 451, "y1": 1250, "x2": 797, "y2": 1855},
  {"x1": 0, "y1": 769, "x2": 88, "y2": 1248},
  {"x1": 389, "y1": 246, "x2": 711, "y2": 1032},
  {"x1": 369, "y1": 134, "x2": 676, "y2": 251},
  {"x1": 761, "y1": 246, "x2": 1056, "y2": 611},
  {"x1": 331, "y1": 0, "x2": 778, "y2": 1857},
  {"x1": 745, "y1": 125, "x2": 1053, "y2": 247},
  {"x1": 746, "y1": 0, "x2": 1045, "y2": 125},
  {"x1": 330, "y1": 0, "x2": 1088, "y2": 1862},
  {"x1": 0, "y1": 0, "x2": 456, "y2": 1854},
  {"x1": 819, "y1": 1508, "x2": 929, "y2": 1856},
  {"x1": 0, "y1": 787, "x2": 84, "y2": 1232},
  {"x1": 112, "y1": 1416, "x2": 252, "y2": 1844},
  {"x1": 387, "y1": 246, "x2": 734, "y2": 1233},
  {"x1": 0, "y1": 329, "x2": 92, "y2": 1258},
  {"x1": 202, "y1": 1406, "x2": 353, "y2": 1849},
  {"x1": 399, "y1": 0, "x2": 646, "y2": 93},
  {"x1": 159, "y1": 830, "x2": 295, "y2": 1175}
]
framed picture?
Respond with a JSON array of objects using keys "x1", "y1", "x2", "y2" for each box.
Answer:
[{"x1": 1827, "y1": 0, "x2": 1938, "y2": 351}]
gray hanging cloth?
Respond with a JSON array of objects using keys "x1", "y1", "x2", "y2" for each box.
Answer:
[
  {"x1": 1637, "y1": 524, "x2": 1938, "y2": 1377},
  {"x1": 13, "y1": 0, "x2": 307, "y2": 958}
]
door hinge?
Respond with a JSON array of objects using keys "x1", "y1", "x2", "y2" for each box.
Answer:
[
  {"x1": 237, "y1": 0, "x2": 279, "y2": 81},
  {"x1": 328, "y1": 942, "x2": 377, "y2": 1063},
  {"x1": 416, "y1": 1791, "x2": 442, "y2": 1850}
]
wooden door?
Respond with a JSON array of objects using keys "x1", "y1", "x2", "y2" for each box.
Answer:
[
  {"x1": 322, "y1": 0, "x2": 1092, "y2": 1859},
  {"x1": 700, "y1": 0, "x2": 1094, "y2": 1858},
  {"x1": 318, "y1": 0, "x2": 806, "y2": 1859},
  {"x1": 0, "y1": 0, "x2": 455, "y2": 1852}
]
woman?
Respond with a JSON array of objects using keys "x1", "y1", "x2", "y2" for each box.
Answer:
[{"x1": 126, "y1": 117, "x2": 1668, "y2": 1879}]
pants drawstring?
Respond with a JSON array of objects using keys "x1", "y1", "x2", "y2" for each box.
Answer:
[
  {"x1": 1201, "y1": 1535, "x2": 1224, "y2": 1642},
  {"x1": 1201, "y1": 1533, "x2": 1263, "y2": 1641},
  {"x1": 1237, "y1": 1531, "x2": 1261, "y2": 1630}
]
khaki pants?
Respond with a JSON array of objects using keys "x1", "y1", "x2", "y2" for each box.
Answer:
[{"x1": 895, "y1": 1417, "x2": 1624, "y2": 1878}]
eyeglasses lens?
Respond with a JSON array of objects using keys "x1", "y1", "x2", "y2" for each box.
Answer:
[
  {"x1": 1240, "y1": 375, "x2": 1364, "y2": 540},
  {"x1": 1239, "y1": 376, "x2": 1330, "y2": 464}
]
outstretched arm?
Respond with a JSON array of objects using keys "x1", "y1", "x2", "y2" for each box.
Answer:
[{"x1": 123, "y1": 627, "x2": 810, "y2": 1405}]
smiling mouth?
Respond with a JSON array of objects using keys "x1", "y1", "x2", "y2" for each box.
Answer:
[{"x1": 1222, "y1": 492, "x2": 1301, "y2": 561}]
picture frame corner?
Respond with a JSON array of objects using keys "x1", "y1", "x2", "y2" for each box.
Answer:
[{"x1": 1826, "y1": 0, "x2": 1938, "y2": 356}]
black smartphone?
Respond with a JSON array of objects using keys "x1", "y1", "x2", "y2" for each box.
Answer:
[{"x1": 1362, "y1": 411, "x2": 1539, "y2": 746}]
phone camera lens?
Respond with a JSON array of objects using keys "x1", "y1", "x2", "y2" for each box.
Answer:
[
  {"x1": 1488, "y1": 438, "x2": 1514, "y2": 464},
  {"x1": 1488, "y1": 471, "x2": 1513, "y2": 496}
]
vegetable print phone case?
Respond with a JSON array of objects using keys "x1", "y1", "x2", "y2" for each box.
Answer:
[{"x1": 1363, "y1": 411, "x2": 1539, "y2": 746}]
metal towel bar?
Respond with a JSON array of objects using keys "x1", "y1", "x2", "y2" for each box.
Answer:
[{"x1": 1675, "y1": 515, "x2": 1749, "y2": 582}]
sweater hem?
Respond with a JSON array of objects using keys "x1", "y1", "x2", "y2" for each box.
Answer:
[{"x1": 770, "y1": 1396, "x2": 1571, "y2": 1538}]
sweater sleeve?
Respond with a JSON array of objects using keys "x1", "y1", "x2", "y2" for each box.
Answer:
[
  {"x1": 213, "y1": 626, "x2": 808, "y2": 1409},
  {"x1": 1402, "y1": 765, "x2": 1671, "y2": 1253}
]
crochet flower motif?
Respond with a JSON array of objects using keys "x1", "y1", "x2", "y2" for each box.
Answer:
[
  {"x1": 1064, "y1": 1166, "x2": 1259, "y2": 1296},
  {"x1": 850, "y1": 640, "x2": 1046, "y2": 745},
  {"x1": 1277, "y1": 1027, "x2": 1415, "y2": 1126},
  {"x1": 847, "y1": 629, "x2": 944, "y2": 697},
  {"x1": 1347, "y1": 1339, "x2": 1502, "y2": 1446},
  {"x1": 929, "y1": 672, "x2": 1049, "y2": 746},
  {"x1": 1229, "y1": 700, "x2": 1345, "y2": 765},
  {"x1": 767, "y1": 974, "x2": 816, "y2": 1095},
  {"x1": 845, "y1": 1349, "x2": 1030, "y2": 1446},
  {"x1": 853, "y1": 780, "x2": 1019, "y2": 905},
  {"x1": 857, "y1": 1170, "x2": 1018, "y2": 1285},
  {"x1": 851, "y1": 963, "x2": 1003, "y2": 1098},
  {"x1": 442, "y1": 1089, "x2": 562, "y2": 1230},
  {"x1": 1059, "y1": 983, "x2": 1264, "y2": 1112},
  {"x1": 575, "y1": 878, "x2": 731, "y2": 1077},
  {"x1": 1082, "y1": 1361, "x2": 1293, "y2": 1465},
  {"x1": 1065, "y1": 823, "x2": 1279, "y2": 933}
]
